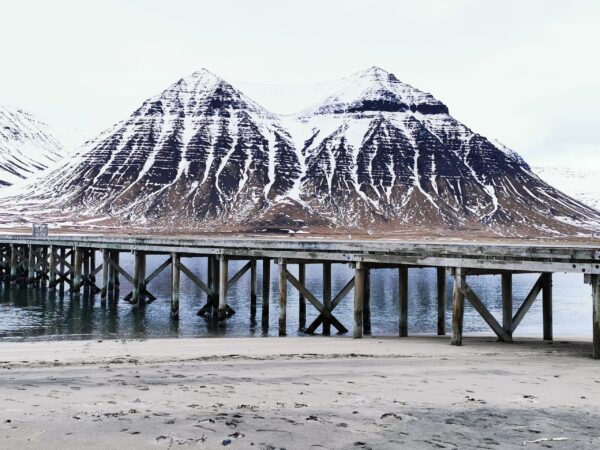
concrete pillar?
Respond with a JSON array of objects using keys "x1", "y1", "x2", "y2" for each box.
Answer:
[{"x1": 451, "y1": 268, "x2": 465, "y2": 346}]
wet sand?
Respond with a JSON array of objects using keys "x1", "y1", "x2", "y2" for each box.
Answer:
[{"x1": 1, "y1": 336, "x2": 599, "y2": 449}]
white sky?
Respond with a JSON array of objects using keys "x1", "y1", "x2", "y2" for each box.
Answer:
[{"x1": 1, "y1": 0, "x2": 598, "y2": 168}]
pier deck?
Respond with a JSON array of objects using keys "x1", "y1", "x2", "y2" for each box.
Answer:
[{"x1": 1, "y1": 234, "x2": 599, "y2": 358}]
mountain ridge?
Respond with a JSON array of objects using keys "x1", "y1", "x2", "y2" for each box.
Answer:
[{"x1": 1, "y1": 67, "x2": 598, "y2": 238}]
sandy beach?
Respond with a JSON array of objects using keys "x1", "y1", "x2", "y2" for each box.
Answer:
[{"x1": 1, "y1": 336, "x2": 599, "y2": 449}]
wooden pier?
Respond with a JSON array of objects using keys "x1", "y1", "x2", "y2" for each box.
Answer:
[{"x1": 1, "y1": 235, "x2": 600, "y2": 358}]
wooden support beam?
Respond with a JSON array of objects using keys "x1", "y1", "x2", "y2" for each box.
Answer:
[
  {"x1": 171, "y1": 253, "x2": 180, "y2": 319},
  {"x1": 298, "y1": 263, "x2": 306, "y2": 331},
  {"x1": 48, "y1": 246, "x2": 56, "y2": 289},
  {"x1": 108, "y1": 256, "x2": 134, "y2": 284},
  {"x1": 459, "y1": 279, "x2": 512, "y2": 343},
  {"x1": 437, "y1": 267, "x2": 446, "y2": 335},
  {"x1": 511, "y1": 274, "x2": 544, "y2": 332},
  {"x1": 353, "y1": 264, "x2": 365, "y2": 339},
  {"x1": 101, "y1": 249, "x2": 109, "y2": 301},
  {"x1": 132, "y1": 250, "x2": 146, "y2": 305},
  {"x1": 83, "y1": 250, "x2": 90, "y2": 291},
  {"x1": 305, "y1": 276, "x2": 354, "y2": 334},
  {"x1": 279, "y1": 260, "x2": 287, "y2": 336},
  {"x1": 27, "y1": 245, "x2": 35, "y2": 285},
  {"x1": 211, "y1": 255, "x2": 220, "y2": 320},
  {"x1": 90, "y1": 250, "x2": 96, "y2": 284},
  {"x1": 502, "y1": 272, "x2": 513, "y2": 340},
  {"x1": 399, "y1": 265, "x2": 408, "y2": 337},
  {"x1": 451, "y1": 268, "x2": 465, "y2": 346},
  {"x1": 286, "y1": 270, "x2": 348, "y2": 334},
  {"x1": 176, "y1": 261, "x2": 214, "y2": 297},
  {"x1": 59, "y1": 247, "x2": 66, "y2": 290},
  {"x1": 593, "y1": 274, "x2": 600, "y2": 360},
  {"x1": 72, "y1": 247, "x2": 83, "y2": 293},
  {"x1": 227, "y1": 260, "x2": 252, "y2": 288},
  {"x1": 9, "y1": 244, "x2": 17, "y2": 285},
  {"x1": 250, "y1": 259, "x2": 257, "y2": 321},
  {"x1": 218, "y1": 255, "x2": 228, "y2": 323},
  {"x1": 542, "y1": 273, "x2": 553, "y2": 341},
  {"x1": 363, "y1": 269, "x2": 371, "y2": 335},
  {"x1": 323, "y1": 262, "x2": 332, "y2": 336},
  {"x1": 262, "y1": 258, "x2": 270, "y2": 329}
]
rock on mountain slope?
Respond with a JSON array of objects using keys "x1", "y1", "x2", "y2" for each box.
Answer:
[
  {"x1": 1, "y1": 67, "x2": 599, "y2": 237},
  {"x1": 0, "y1": 105, "x2": 76, "y2": 187}
]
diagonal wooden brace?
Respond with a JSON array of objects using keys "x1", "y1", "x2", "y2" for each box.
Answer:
[
  {"x1": 285, "y1": 269, "x2": 348, "y2": 334},
  {"x1": 459, "y1": 281, "x2": 512, "y2": 342},
  {"x1": 306, "y1": 277, "x2": 355, "y2": 334}
]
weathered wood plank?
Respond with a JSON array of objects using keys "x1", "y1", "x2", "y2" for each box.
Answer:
[
  {"x1": 437, "y1": 267, "x2": 446, "y2": 335},
  {"x1": 459, "y1": 281, "x2": 512, "y2": 343},
  {"x1": 502, "y1": 272, "x2": 513, "y2": 340},
  {"x1": 399, "y1": 266, "x2": 408, "y2": 337},
  {"x1": 451, "y1": 268, "x2": 465, "y2": 346},
  {"x1": 353, "y1": 265, "x2": 365, "y2": 339},
  {"x1": 279, "y1": 260, "x2": 287, "y2": 336},
  {"x1": 543, "y1": 273, "x2": 553, "y2": 341}
]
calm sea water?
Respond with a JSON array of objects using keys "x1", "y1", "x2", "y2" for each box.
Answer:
[{"x1": 0, "y1": 253, "x2": 594, "y2": 341}]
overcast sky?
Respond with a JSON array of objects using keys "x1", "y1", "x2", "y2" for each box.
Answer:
[{"x1": 1, "y1": 0, "x2": 598, "y2": 168}]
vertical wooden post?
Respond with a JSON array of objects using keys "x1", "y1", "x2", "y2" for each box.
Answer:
[
  {"x1": 48, "y1": 245, "x2": 56, "y2": 289},
  {"x1": 113, "y1": 251, "x2": 121, "y2": 291},
  {"x1": 437, "y1": 267, "x2": 446, "y2": 335},
  {"x1": 171, "y1": 253, "x2": 180, "y2": 319},
  {"x1": 90, "y1": 250, "x2": 96, "y2": 285},
  {"x1": 542, "y1": 272, "x2": 553, "y2": 341},
  {"x1": 451, "y1": 268, "x2": 465, "y2": 346},
  {"x1": 399, "y1": 265, "x2": 408, "y2": 337},
  {"x1": 9, "y1": 244, "x2": 17, "y2": 285},
  {"x1": 353, "y1": 263, "x2": 365, "y2": 339},
  {"x1": 59, "y1": 247, "x2": 66, "y2": 291},
  {"x1": 363, "y1": 269, "x2": 372, "y2": 335},
  {"x1": 250, "y1": 259, "x2": 257, "y2": 321},
  {"x1": 298, "y1": 263, "x2": 306, "y2": 331},
  {"x1": 593, "y1": 274, "x2": 600, "y2": 360},
  {"x1": 278, "y1": 260, "x2": 287, "y2": 336},
  {"x1": 27, "y1": 245, "x2": 35, "y2": 285},
  {"x1": 323, "y1": 262, "x2": 332, "y2": 336},
  {"x1": 218, "y1": 255, "x2": 228, "y2": 323},
  {"x1": 502, "y1": 272, "x2": 513, "y2": 341},
  {"x1": 101, "y1": 249, "x2": 109, "y2": 301},
  {"x1": 41, "y1": 246, "x2": 48, "y2": 289},
  {"x1": 211, "y1": 255, "x2": 220, "y2": 320},
  {"x1": 132, "y1": 250, "x2": 145, "y2": 305},
  {"x1": 262, "y1": 258, "x2": 270, "y2": 328},
  {"x1": 72, "y1": 247, "x2": 83, "y2": 294},
  {"x1": 83, "y1": 249, "x2": 90, "y2": 292}
]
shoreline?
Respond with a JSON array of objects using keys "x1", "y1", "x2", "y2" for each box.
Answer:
[{"x1": 2, "y1": 337, "x2": 599, "y2": 449}]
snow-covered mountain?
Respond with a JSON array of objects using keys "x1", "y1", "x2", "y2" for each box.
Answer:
[
  {"x1": 1, "y1": 67, "x2": 599, "y2": 237},
  {"x1": 532, "y1": 166, "x2": 600, "y2": 210},
  {"x1": 0, "y1": 105, "x2": 78, "y2": 187}
]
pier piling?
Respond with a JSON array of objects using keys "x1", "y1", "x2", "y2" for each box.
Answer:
[
  {"x1": 451, "y1": 268, "x2": 465, "y2": 346},
  {"x1": 278, "y1": 260, "x2": 287, "y2": 336},
  {"x1": 399, "y1": 266, "x2": 408, "y2": 337},
  {"x1": 363, "y1": 269, "x2": 371, "y2": 335},
  {"x1": 323, "y1": 262, "x2": 332, "y2": 336},
  {"x1": 171, "y1": 253, "x2": 180, "y2": 319},
  {"x1": 218, "y1": 255, "x2": 228, "y2": 323},
  {"x1": 593, "y1": 275, "x2": 600, "y2": 359},
  {"x1": 353, "y1": 263, "x2": 365, "y2": 339},
  {"x1": 543, "y1": 273, "x2": 553, "y2": 341},
  {"x1": 298, "y1": 263, "x2": 306, "y2": 331},
  {"x1": 437, "y1": 267, "x2": 446, "y2": 335},
  {"x1": 262, "y1": 258, "x2": 270, "y2": 329},
  {"x1": 502, "y1": 273, "x2": 513, "y2": 341}
]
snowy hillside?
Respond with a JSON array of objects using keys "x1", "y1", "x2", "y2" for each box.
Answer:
[
  {"x1": 0, "y1": 105, "x2": 79, "y2": 187},
  {"x1": 1, "y1": 67, "x2": 598, "y2": 237},
  {"x1": 533, "y1": 166, "x2": 600, "y2": 210}
]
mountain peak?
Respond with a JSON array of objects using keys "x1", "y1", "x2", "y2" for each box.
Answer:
[{"x1": 302, "y1": 66, "x2": 448, "y2": 116}]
